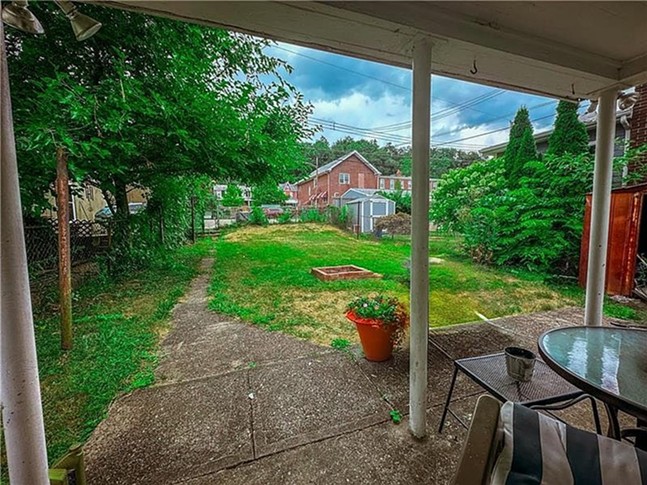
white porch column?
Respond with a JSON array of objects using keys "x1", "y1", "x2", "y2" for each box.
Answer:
[
  {"x1": 1, "y1": 22, "x2": 50, "y2": 484},
  {"x1": 584, "y1": 89, "x2": 618, "y2": 326},
  {"x1": 409, "y1": 38, "x2": 432, "y2": 438}
]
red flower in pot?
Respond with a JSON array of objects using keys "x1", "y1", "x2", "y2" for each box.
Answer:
[{"x1": 346, "y1": 295, "x2": 409, "y2": 362}]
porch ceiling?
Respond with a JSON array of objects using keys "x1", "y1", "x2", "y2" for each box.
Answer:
[{"x1": 97, "y1": 1, "x2": 647, "y2": 100}]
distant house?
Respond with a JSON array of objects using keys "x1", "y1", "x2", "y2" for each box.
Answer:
[
  {"x1": 297, "y1": 151, "x2": 381, "y2": 207},
  {"x1": 279, "y1": 182, "x2": 298, "y2": 206},
  {"x1": 42, "y1": 182, "x2": 147, "y2": 222},
  {"x1": 481, "y1": 108, "x2": 632, "y2": 158},
  {"x1": 378, "y1": 171, "x2": 439, "y2": 194},
  {"x1": 213, "y1": 183, "x2": 252, "y2": 207}
]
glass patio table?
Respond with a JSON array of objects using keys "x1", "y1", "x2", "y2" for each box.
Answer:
[{"x1": 539, "y1": 326, "x2": 647, "y2": 441}]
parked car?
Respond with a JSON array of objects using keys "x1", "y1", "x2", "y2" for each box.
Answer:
[
  {"x1": 261, "y1": 204, "x2": 284, "y2": 218},
  {"x1": 95, "y1": 203, "x2": 146, "y2": 223}
]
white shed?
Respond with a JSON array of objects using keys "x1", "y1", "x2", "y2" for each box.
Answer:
[{"x1": 345, "y1": 194, "x2": 396, "y2": 234}]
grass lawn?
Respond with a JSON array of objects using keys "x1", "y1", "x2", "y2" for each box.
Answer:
[
  {"x1": 25, "y1": 240, "x2": 210, "y2": 466},
  {"x1": 209, "y1": 224, "x2": 615, "y2": 347}
]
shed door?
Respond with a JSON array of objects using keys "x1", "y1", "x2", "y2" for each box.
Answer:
[{"x1": 370, "y1": 201, "x2": 387, "y2": 232}]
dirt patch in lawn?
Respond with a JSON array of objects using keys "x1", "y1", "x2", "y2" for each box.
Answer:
[
  {"x1": 223, "y1": 224, "x2": 342, "y2": 243},
  {"x1": 288, "y1": 290, "x2": 360, "y2": 346}
]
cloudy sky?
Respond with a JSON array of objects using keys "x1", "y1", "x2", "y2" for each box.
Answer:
[{"x1": 265, "y1": 42, "x2": 567, "y2": 151}]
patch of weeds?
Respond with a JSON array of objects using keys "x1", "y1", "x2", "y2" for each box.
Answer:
[
  {"x1": 330, "y1": 338, "x2": 351, "y2": 351},
  {"x1": 604, "y1": 303, "x2": 637, "y2": 320},
  {"x1": 248, "y1": 362, "x2": 257, "y2": 369},
  {"x1": 389, "y1": 409, "x2": 402, "y2": 424}
]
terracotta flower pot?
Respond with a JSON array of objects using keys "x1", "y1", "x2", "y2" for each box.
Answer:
[{"x1": 346, "y1": 311, "x2": 395, "y2": 362}]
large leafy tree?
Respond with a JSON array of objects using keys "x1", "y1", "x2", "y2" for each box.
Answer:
[
  {"x1": 252, "y1": 182, "x2": 288, "y2": 205},
  {"x1": 7, "y1": 3, "x2": 311, "y2": 226},
  {"x1": 546, "y1": 101, "x2": 589, "y2": 157},
  {"x1": 400, "y1": 147, "x2": 483, "y2": 178},
  {"x1": 221, "y1": 184, "x2": 245, "y2": 208},
  {"x1": 504, "y1": 106, "x2": 538, "y2": 186}
]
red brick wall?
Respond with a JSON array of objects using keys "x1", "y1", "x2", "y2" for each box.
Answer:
[
  {"x1": 328, "y1": 155, "x2": 378, "y2": 200},
  {"x1": 630, "y1": 84, "x2": 647, "y2": 177},
  {"x1": 296, "y1": 154, "x2": 378, "y2": 207}
]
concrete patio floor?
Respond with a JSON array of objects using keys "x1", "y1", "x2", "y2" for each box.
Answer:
[{"x1": 85, "y1": 259, "x2": 623, "y2": 484}]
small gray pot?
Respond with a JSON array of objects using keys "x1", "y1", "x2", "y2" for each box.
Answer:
[{"x1": 505, "y1": 347, "x2": 536, "y2": 382}]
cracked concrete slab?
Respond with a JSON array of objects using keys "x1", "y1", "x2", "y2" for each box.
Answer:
[
  {"x1": 250, "y1": 351, "x2": 390, "y2": 456},
  {"x1": 85, "y1": 372, "x2": 253, "y2": 485},
  {"x1": 185, "y1": 398, "x2": 477, "y2": 485},
  {"x1": 157, "y1": 324, "x2": 330, "y2": 383}
]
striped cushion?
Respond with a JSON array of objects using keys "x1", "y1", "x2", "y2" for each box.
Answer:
[{"x1": 491, "y1": 402, "x2": 647, "y2": 484}]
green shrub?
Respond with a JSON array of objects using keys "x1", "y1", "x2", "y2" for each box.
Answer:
[
  {"x1": 326, "y1": 205, "x2": 350, "y2": 230},
  {"x1": 299, "y1": 208, "x2": 326, "y2": 223},
  {"x1": 374, "y1": 213, "x2": 411, "y2": 236},
  {"x1": 249, "y1": 206, "x2": 269, "y2": 226},
  {"x1": 278, "y1": 210, "x2": 293, "y2": 224},
  {"x1": 430, "y1": 151, "x2": 634, "y2": 274}
]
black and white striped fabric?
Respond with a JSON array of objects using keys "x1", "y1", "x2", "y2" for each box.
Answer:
[{"x1": 491, "y1": 402, "x2": 647, "y2": 484}]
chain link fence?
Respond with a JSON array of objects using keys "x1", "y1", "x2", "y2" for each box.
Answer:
[{"x1": 25, "y1": 219, "x2": 111, "y2": 308}]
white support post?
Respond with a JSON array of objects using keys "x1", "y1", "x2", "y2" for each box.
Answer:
[
  {"x1": 409, "y1": 38, "x2": 432, "y2": 439},
  {"x1": 584, "y1": 89, "x2": 618, "y2": 326},
  {"x1": 1, "y1": 21, "x2": 50, "y2": 484}
]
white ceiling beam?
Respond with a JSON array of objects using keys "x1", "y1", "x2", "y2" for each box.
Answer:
[{"x1": 327, "y1": 1, "x2": 623, "y2": 81}]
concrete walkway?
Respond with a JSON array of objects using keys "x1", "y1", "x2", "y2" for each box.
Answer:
[{"x1": 85, "y1": 259, "x2": 605, "y2": 484}]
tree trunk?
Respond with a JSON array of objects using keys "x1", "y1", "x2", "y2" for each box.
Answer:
[
  {"x1": 56, "y1": 147, "x2": 73, "y2": 350},
  {"x1": 113, "y1": 177, "x2": 130, "y2": 247}
]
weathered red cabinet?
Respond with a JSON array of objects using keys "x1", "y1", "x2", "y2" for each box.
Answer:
[{"x1": 579, "y1": 183, "x2": 647, "y2": 296}]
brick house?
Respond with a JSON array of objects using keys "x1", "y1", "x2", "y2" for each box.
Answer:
[
  {"x1": 297, "y1": 151, "x2": 381, "y2": 207},
  {"x1": 378, "y1": 170, "x2": 439, "y2": 194}
]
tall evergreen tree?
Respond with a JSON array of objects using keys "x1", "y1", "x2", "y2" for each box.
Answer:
[
  {"x1": 546, "y1": 101, "x2": 589, "y2": 157},
  {"x1": 504, "y1": 106, "x2": 538, "y2": 186}
]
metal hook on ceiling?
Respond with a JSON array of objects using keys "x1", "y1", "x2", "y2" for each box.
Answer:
[{"x1": 469, "y1": 60, "x2": 478, "y2": 75}]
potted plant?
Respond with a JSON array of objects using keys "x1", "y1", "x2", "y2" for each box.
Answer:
[{"x1": 346, "y1": 295, "x2": 408, "y2": 362}]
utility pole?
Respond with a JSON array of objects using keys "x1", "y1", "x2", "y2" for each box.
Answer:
[{"x1": 56, "y1": 147, "x2": 73, "y2": 350}]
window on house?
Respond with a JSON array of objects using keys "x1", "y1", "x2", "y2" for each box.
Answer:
[
  {"x1": 339, "y1": 173, "x2": 350, "y2": 185},
  {"x1": 389, "y1": 179, "x2": 395, "y2": 189},
  {"x1": 308, "y1": 186, "x2": 311, "y2": 196},
  {"x1": 379, "y1": 179, "x2": 385, "y2": 189},
  {"x1": 408, "y1": 180, "x2": 412, "y2": 189}
]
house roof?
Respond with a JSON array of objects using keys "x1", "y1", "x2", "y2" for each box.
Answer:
[
  {"x1": 298, "y1": 151, "x2": 381, "y2": 184},
  {"x1": 340, "y1": 188, "x2": 380, "y2": 199},
  {"x1": 279, "y1": 182, "x2": 298, "y2": 191},
  {"x1": 99, "y1": 2, "x2": 647, "y2": 101},
  {"x1": 481, "y1": 107, "x2": 633, "y2": 157},
  {"x1": 345, "y1": 194, "x2": 390, "y2": 204}
]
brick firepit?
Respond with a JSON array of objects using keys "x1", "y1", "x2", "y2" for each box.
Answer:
[{"x1": 311, "y1": 265, "x2": 382, "y2": 282}]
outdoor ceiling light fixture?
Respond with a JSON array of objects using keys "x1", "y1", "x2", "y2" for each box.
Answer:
[
  {"x1": 1, "y1": 0, "x2": 102, "y2": 40},
  {"x1": 1, "y1": 1, "x2": 44, "y2": 35},
  {"x1": 54, "y1": 0, "x2": 102, "y2": 41}
]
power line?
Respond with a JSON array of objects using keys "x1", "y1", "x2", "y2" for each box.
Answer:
[{"x1": 310, "y1": 101, "x2": 557, "y2": 149}]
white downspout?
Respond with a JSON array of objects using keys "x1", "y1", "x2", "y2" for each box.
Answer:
[
  {"x1": 1, "y1": 21, "x2": 50, "y2": 484},
  {"x1": 409, "y1": 38, "x2": 432, "y2": 438},
  {"x1": 620, "y1": 114, "x2": 631, "y2": 185},
  {"x1": 584, "y1": 89, "x2": 618, "y2": 326}
]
